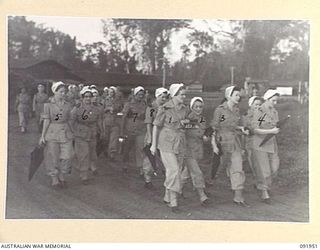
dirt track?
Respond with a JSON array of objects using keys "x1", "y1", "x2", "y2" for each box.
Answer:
[{"x1": 6, "y1": 114, "x2": 308, "y2": 221}]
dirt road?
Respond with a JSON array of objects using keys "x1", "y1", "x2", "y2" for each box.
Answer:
[{"x1": 5, "y1": 115, "x2": 308, "y2": 221}]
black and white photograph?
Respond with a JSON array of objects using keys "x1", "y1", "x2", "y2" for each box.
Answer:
[{"x1": 6, "y1": 16, "x2": 309, "y2": 221}]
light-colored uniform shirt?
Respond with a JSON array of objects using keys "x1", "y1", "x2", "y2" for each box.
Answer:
[
  {"x1": 70, "y1": 103, "x2": 102, "y2": 141},
  {"x1": 16, "y1": 93, "x2": 31, "y2": 112},
  {"x1": 103, "y1": 96, "x2": 124, "y2": 127},
  {"x1": 211, "y1": 102, "x2": 242, "y2": 153},
  {"x1": 122, "y1": 99, "x2": 147, "y2": 136},
  {"x1": 250, "y1": 102, "x2": 279, "y2": 153},
  {"x1": 185, "y1": 111, "x2": 207, "y2": 160},
  {"x1": 43, "y1": 98, "x2": 74, "y2": 142},
  {"x1": 153, "y1": 99, "x2": 187, "y2": 155}
]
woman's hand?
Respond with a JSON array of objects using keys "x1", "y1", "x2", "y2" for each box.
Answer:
[
  {"x1": 212, "y1": 145, "x2": 219, "y2": 155},
  {"x1": 270, "y1": 127, "x2": 280, "y2": 134},
  {"x1": 180, "y1": 119, "x2": 190, "y2": 126},
  {"x1": 150, "y1": 144, "x2": 157, "y2": 155},
  {"x1": 39, "y1": 135, "x2": 46, "y2": 145}
]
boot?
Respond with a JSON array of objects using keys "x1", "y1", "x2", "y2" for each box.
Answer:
[
  {"x1": 261, "y1": 190, "x2": 271, "y2": 204},
  {"x1": 51, "y1": 176, "x2": 60, "y2": 188},
  {"x1": 196, "y1": 188, "x2": 210, "y2": 206},
  {"x1": 233, "y1": 189, "x2": 250, "y2": 207},
  {"x1": 163, "y1": 188, "x2": 170, "y2": 204}
]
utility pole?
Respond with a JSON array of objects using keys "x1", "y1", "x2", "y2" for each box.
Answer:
[{"x1": 230, "y1": 66, "x2": 235, "y2": 85}]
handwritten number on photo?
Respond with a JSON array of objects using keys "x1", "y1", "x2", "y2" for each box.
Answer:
[
  {"x1": 258, "y1": 113, "x2": 266, "y2": 126},
  {"x1": 133, "y1": 112, "x2": 138, "y2": 122},
  {"x1": 150, "y1": 109, "x2": 155, "y2": 117},
  {"x1": 55, "y1": 113, "x2": 62, "y2": 121},
  {"x1": 82, "y1": 110, "x2": 88, "y2": 120}
]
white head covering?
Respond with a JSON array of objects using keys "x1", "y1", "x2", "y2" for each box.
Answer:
[
  {"x1": 169, "y1": 83, "x2": 184, "y2": 97},
  {"x1": 103, "y1": 87, "x2": 109, "y2": 92},
  {"x1": 248, "y1": 96, "x2": 259, "y2": 106},
  {"x1": 155, "y1": 87, "x2": 168, "y2": 98},
  {"x1": 263, "y1": 89, "x2": 279, "y2": 100},
  {"x1": 134, "y1": 86, "x2": 145, "y2": 95},
  {"x1": 225, "y1": 86, "x2": 236, "y2": 98},
  {"x1": 90, "y1": 84, "x2": 97, "y2": 89},
  {"x1": 51, "y1": 81, "x2": 65, "y2": 93},
  {"x1": 80, "y1": 87, "x2": 92, "y2": 96},
  {"x1": 91, "y1": 89, "x2": 99, "y2": 95},
  {"x1": 190, "y1": 97, "x2": 204, "y2": 109},
  {"x1": 109, "y1": 86, "x2": 117, "y2": 92}
]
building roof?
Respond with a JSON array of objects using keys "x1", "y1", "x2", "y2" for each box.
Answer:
[{"x1": 9, "y1": 58, "x2": 70, "y2": 70}]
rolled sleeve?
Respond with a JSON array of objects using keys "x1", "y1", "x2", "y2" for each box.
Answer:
[
  {"x1": 42, "y1": 103, "x2": 50, "y2": 120},
  {"x1": 153, "y1": 107, "x2": 165, "y2": 127}
]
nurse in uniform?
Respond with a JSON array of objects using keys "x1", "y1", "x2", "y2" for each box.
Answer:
[
  {"x1": 142, "y1": 87, "x2": 168, "y2": 189},
  {"x1": 39, "y1": 81, "x2": 74, "y2": 188},
  {"x1": 33, "y1": 83, "x2": 48, "y2": 132},
  {"x1": 70, "y1": 87, "x2": 104, "y2": 184},
  {"x1": 211, "y1": 86, "x2": 250, "y2": 206},
  {"x1": 250, "y1": 89, "x2": 280, "y2": 203},
  {"x1": 120, "y1": 86, "x2": 147, "y2": 175},
  {"x1": 151, "y1": 83, "x2": 189, "y2": 212},
  {"x1": 182, "y1": 97, "x2": 210, "y2": 206}
]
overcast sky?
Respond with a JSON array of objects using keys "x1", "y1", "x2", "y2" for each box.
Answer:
[{"x1": 26, "y1": 16, "x2": 237, "y2": 64}]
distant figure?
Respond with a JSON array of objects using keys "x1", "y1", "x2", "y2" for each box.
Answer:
[
  {"x1": 15, "y1": 86, "x2": 31, "y2": 133},
  {"x1": 33, "y1": 84, "x2": 49, "y2": 132}
]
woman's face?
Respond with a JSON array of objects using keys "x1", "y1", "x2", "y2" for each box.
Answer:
[
  {"x1": 252, "y1": 99, "x2": 262, "y2": 109},
  {"x1": 83, "y1": 92, "x2": 92, "y2": 105},
  {"x1": 157, "y1": 92, "x2": 168, "y2": 105},
  {"x1": 175, "y1": 89, "x2": 186, "y2": 104},
  {"x1": 109, "y1": 89, "x2": 115, "y2": 97},
  {"x1": 55, "y1": 87, "x2": 66, "y2": 100},
  {"x1": 135, "y1": 91, "x2": 145, "y2": 101},
  {"x1": 91, "y1": 92, "x2": 98, "y2": 102},
  {"x1": 192, "y1": 100, "x2": 204, "y2": 115},
  {"x1": 229, "y1": 90, "x2": 241, "y2": 104},
  {"x1": 268, "y1": 95, "x2": 279, "y2": 107},
  {"x1": 38, "y1": 85, "x2": 45, "y2": 93}
]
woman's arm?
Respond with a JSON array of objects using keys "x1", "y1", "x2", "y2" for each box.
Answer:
[{"x1": 150, "y1": 125, "x2": 159, "y2": 155}]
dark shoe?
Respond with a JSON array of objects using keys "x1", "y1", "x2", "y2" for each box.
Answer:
[
  {"x1": 262, "y1": 198, "x2": 272, "y2": 205},
  {"x1": 171, "y1": 206, "x2": 180, "y2": 213},
  {"x1": 233, "y1": 200, "x2": 250, "y2": 207},
  {"x1": 81, "y1": 179, "x2": 90, "y2": 185},
  {"x1": 201, "y1": 198, "x2": 211, "y2": 207},
  {"x1": 204, "y1": 190, "x2": 212, "y2": 198},
  {"x1": 144, "y1": 182, "x2": 154, "y2": 190},
  {"x1": 60, "y1": 181, "x2": 68, "y2": 188}
]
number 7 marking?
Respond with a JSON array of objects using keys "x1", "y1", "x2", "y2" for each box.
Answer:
[{"x1": 133, "y1": 112, "x2": 138, "y2": 122}]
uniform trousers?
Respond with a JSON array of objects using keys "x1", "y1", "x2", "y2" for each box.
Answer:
[
  {"x1": 45, "y1": 140, "x2": 73, "y2": 177},
  {"x1": 122, "y1": 133, "x2": 145, "y2": 171},
  {"x1": 252, "y1": 149, "x2": 279, "y2": 190},
  {"x1": 74, "y1": 138, "x2": 98, "y2": 180}
]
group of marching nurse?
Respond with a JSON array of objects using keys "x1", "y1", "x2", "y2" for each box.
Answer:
[{"x1": 27, "y1": 80, "x2": 281, "y2": 213}]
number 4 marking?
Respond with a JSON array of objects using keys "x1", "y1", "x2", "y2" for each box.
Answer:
[{"x1": 258, "y1": 113, "x2": 266, "y2": 126}]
